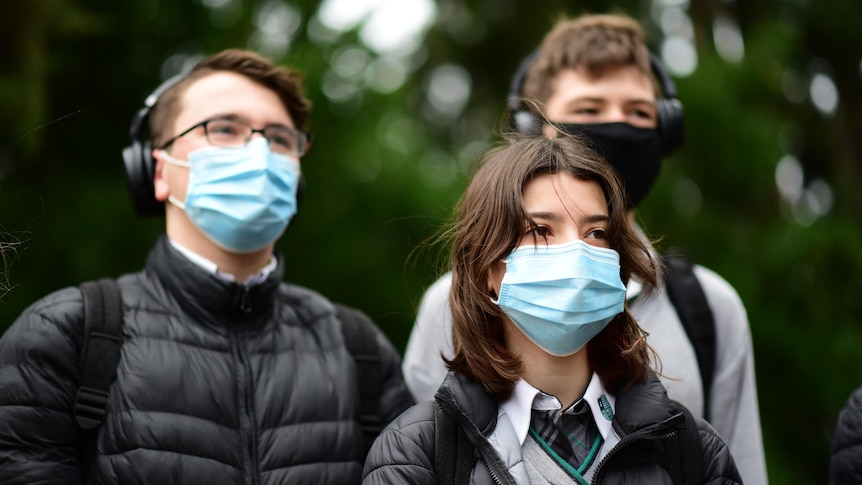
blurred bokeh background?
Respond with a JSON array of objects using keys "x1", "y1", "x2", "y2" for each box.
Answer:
[{"x1": 1, "y1": 0, "x2": 860, "y2": 481}]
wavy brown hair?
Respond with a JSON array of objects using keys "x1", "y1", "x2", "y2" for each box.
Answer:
[
  {"x1": 444, "y1": 134, "x2": 659, "y2": 401},
  {"x1": 522, "y1": 13, "x2": 659, "y2": 106},
  {"x1": 150, "y1": 48, "x2": 310, "y2": 148}
]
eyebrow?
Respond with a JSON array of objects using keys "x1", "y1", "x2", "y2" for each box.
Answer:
[
  {"x1": 207, "y1": 112, "x2": 243, "y2": 122},
  {"x1": 205, "y1": 113, "x2": 295, "y2": 131},
  {"x1": 566, "y1": 97, "x2": 656, "y2": 107},
  {"x1": 527, "y1": 211, "x2": 609, "y2": 225},
  {"x1": 625, "y1": 99, "x2": 657, "y2": 109},
  {"x1": 564, "y1": 96, "x2": 605, "y2": 106}
]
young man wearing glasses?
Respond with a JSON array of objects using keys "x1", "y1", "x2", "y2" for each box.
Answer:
[{"x1": 0, "y1": 49, "x2": 413, "y2": 484}]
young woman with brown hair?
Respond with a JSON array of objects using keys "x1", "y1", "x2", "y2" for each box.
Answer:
[{"x1": 364, "y1": 134, "x2": 741, "y2": 484}]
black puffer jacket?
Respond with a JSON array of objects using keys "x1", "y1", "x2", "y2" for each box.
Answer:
[
  {"x1": 830, "y1": 384, "x2": 862, "y2": 485},
  {"x1": 0, "y1": 236, "x2": 413, "y2": 484},
  {"x1": 363, "y1": 372, "x2": 741, "y2": 484}
]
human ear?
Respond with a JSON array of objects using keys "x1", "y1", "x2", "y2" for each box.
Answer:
[
  {"x1": 152, "y1": 149, "x2": 170, "y2": 202},
  {"x1": 487, "y1": 261, "x2": 506, "y2": 298}
]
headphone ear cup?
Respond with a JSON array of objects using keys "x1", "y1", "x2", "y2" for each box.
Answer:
[
  {"x1": 122, "y1": 103, "x2": 164, "y2": 217},
  {"x1": 510, "y1": 108, "x2": 542, "y2": 135},
  {"x1": 648, "y1": 51, "x2": 684, "y2": 155},
  {"x1": 507, "y1": 50, "x2": 542, "y2": 135},
  {"x1": 122, "y1": 139, "x2": 164, "y2": 217},
  {"x1": 656, "y1": 97, "x2": 684, "y2": 155},
  {"x1": 123, "y1": 72, "x2": 192, "y2": 218}
]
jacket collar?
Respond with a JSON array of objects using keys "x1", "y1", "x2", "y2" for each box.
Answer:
[
  {"x1": 612, "y1": 374, "x2": 685, "y2": 437},
  {"x1": 145, "y1": 235, "x2": 284, "y2": 326},
  {"x1": 434, "y1": 372, "x2": 684, "y2": 439},
  {"x1": 435, "y1": 372, "x2": 500, "y2": 437}
]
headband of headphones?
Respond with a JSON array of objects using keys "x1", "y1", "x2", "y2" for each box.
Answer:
[
  {"x1": 121, "y1": 68, "x2": 306, "y2": 217},
  {"x1": 507, "y1": 48, "x2": 684, "y2": 154}
]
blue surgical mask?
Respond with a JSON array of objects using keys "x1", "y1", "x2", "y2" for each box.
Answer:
[
  {"x1": 494, "y1": 240, "x2": 627, "y2": 356},
  {"x1": 161, "y1": 138, "x2": 300, "y2": 253}
]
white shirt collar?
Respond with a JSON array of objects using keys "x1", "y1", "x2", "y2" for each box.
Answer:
[
  {"x1": 168, "y1": 239, "x2": 277, "y2": 285},
  {"x1": 500, "y1": 372, "x2": 617, "y2": 446}
]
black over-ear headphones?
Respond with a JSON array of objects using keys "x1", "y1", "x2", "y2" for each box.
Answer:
[
  {"x1": 122, "y1": 72, "x2": 190, "y2": 217},
  {"x1": 121, "y1": 70, "x2": 307, "y2": 217},
  {"x1": 507, "y1": 49, "x2": 684, "y2": 155}
]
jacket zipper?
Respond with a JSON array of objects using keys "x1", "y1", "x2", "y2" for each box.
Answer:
[
  {"x1": 482, "y1": 459, "x2": 505, "y2": 485},
  {"x1": 239, "y1": 286, "x2": 252, "y2": 314},
  {"x1": 439, "y1": 398, "x2": 514, "y2": 485},
  {"x1": 232, "y1": 330, "x2": 259, "y2": 485}
]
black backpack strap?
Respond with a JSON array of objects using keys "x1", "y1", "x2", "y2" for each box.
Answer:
[
  {"x1": 74, "y1": 278, "x2": 124, "y2": 430},
  {"x1": 336, "y1": 303, "x2": 381, "y2": 454},
  {"x1": 661, "y1": 249, "x2": 716, "y2": 421},
  {"x1": 74, "y1": 278, "x2": 124, "y2": 477},
  {"x1": 434, "y1": 399, "x2": 474, "y2": 484},
  {"x1": 663, "y1": 401, "x2": 705, "y2": 485}
]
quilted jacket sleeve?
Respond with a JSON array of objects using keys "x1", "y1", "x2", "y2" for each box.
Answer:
[
  {"x1": 698, "y1": 417, "x2": 743, "y2": 484},
  {"x1": 363, "y1": 401, "x2": 437, "y2": 485},
  {"x1": 0, "y1": 288, "x2": 86, "y2": 484}
]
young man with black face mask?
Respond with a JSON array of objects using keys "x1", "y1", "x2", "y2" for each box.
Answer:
[
  {"x1": 402, "y1": 13, "x2": 768, "y2": 484},
  {"x1": 0, "y1": 48, "x2": 414, "y2": 484}
]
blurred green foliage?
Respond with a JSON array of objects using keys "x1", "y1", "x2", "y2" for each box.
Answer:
[{"x1": 1, "y1": 0, "x2": 860, "y2": 482}]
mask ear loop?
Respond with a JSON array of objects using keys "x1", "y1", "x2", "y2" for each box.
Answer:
[
  {"x1": 160, "y1": 150, "x2": 191, "y2": 168},
  {"x1": 167, "y1": 195, "x2": 187, "y2": 210},
  {"x1": 488, "y1": 257, "x2": 511, "y2": 303},
  {"x1": 159, "y1": 150, "x2": 190, "y2": 210}
]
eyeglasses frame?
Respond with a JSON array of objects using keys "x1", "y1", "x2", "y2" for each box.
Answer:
[{"x1": 159, "y1": 118, "x2": 312, "y2": 157}]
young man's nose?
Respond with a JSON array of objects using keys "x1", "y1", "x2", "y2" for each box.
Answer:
[{"x1": 604, "y1": 106, "x2": 628, "y2": 122}]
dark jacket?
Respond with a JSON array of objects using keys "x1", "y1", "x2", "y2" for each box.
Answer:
[
  {"x1": 830, "y1": 384, "x2": 862, "y2": 485},
  {"x1": 363, "y1": 372, "x2": 741, "y2": 484},
  {"x1": 0, "y1": 236, "x2": 414, "y2": 484}
]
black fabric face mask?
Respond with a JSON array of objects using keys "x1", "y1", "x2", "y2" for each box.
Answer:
[{"x1": 556, "y1": 122, "x2": 663, "y2": 208}]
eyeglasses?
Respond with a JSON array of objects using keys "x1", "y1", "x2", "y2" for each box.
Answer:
[{"x1": 160, "y1": 118, "x2": 312, "y2": 157}]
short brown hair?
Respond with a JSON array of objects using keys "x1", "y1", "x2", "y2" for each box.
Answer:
[
  {"x1": 445, "y1": 134, "x2": 659, "y2": 401},
  {"x1": 522, "y1": 14, "x2": 657, "y2": 107},
  {"x1": 149, "y1": 49, "x2": 311, "y2": 148}
]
